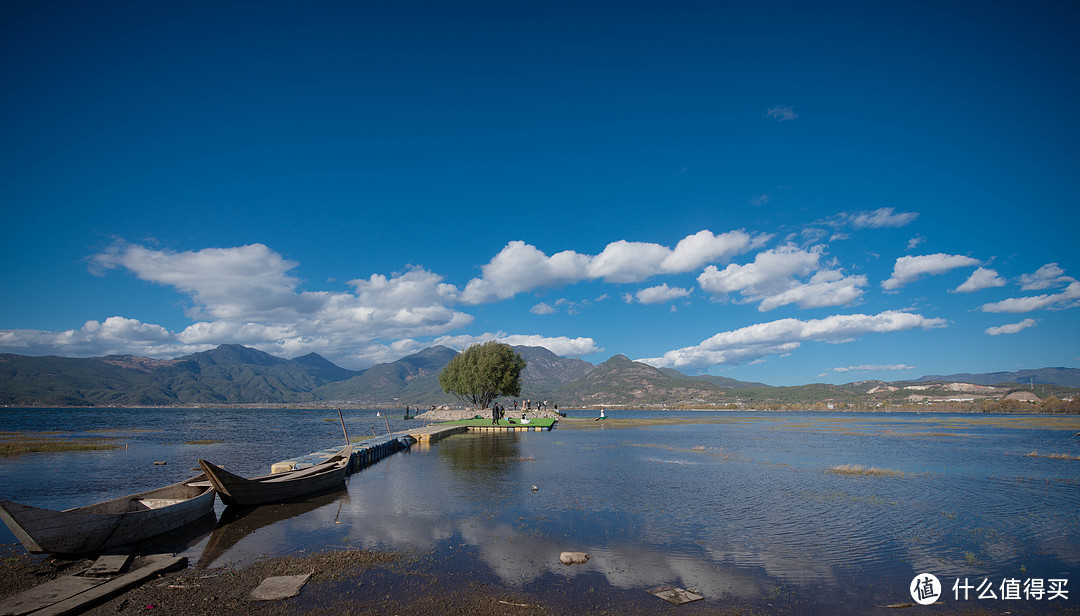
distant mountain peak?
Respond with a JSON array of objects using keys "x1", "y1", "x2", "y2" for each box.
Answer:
[{"x1": 188, "y1": 344, "x2": 284, "y2": 367}]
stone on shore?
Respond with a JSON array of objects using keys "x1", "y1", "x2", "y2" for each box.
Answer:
[{"x1": 559, "y1": 552, "x2": 590, "y2": 565}]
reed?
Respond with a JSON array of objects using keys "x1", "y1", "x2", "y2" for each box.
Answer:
[{"x1": 184, "y1": 439, "x2": 224, "y2": 445}]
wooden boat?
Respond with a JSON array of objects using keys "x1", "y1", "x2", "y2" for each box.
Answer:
[
  {"x1": 198, "y1": 444, "x2": 352, "y2": 507},
  {"x1": 0, "y1": 475, "x2": 216, "y2": 554}
]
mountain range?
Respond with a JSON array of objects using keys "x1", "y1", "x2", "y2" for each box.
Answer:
[{"x1": 0, "y1": 344, "x2": 1077, "y2": 408}]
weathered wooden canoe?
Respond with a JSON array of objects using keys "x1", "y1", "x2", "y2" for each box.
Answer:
[
  {"x1": 0, "y1": 475, "x2": 216, "y2": 554},
  {"x1": 198, "y1": 444, "x2": 352, "y2": 507}
]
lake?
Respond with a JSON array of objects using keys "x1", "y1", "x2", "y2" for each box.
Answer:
[{"x1": 1, "y1": 408, "x2": 1078, "y2": 613}]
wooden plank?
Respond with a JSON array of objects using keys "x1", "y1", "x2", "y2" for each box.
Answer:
[
  {"x1": 0, "y1": 576, "x2": 105, "y2": 616},
  {"x1": 83, "y1": 554, "x2": 131, "y2": 577},
  {"x1": 647, "y1": 585, "x2": 704, "y2": 605},
  {"x1": 249, "y1": 573, "x2": 312, "y2": 601},
  {"x1": 30, "y1": 555, "x2": 187, "y2": 616}
]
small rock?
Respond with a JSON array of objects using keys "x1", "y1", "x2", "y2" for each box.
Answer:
[{"x1": 559, "y1": 551, "x2": 590, "y2": 565}]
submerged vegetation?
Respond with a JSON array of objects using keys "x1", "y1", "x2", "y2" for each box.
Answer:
[
  {"x1": 0, "y1": 436, "x2": 119, "y2": 457},
  {"x1": 829, "y1": 464, "x2": 905, "y2": 477},
  {"x1": 1025, "y1": 450, "x2": 1080, "y2": 461}
]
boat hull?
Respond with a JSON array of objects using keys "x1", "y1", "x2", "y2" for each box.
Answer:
[
  {"x1": 199, "y1": 445, "x2": 351, "y2": 507},
  {"x1": 0, "y1": 475, "x2": 217, "y2": 555}
]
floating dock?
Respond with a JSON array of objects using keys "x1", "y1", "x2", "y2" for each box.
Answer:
[{"x1": 270, "y1": 419, "x2": 555, "y2": 474}]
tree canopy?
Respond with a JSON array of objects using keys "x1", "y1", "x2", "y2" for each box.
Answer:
[{"x1": 438, "y1": 342, "x2": 526, "y2": 409}]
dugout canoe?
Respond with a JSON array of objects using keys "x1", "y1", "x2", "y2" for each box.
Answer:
[
  {"x1": 0, "y1": 475, "x2": 216, "y2": 554},
  {"x1": 198, "y1": 444, "x2": 352, "y2": 507}
]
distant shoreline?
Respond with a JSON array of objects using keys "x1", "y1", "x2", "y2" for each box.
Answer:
[{"x1": 2, "y1": 403, "x2": 1076, "y2": 414}]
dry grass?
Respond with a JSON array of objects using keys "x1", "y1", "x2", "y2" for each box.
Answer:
[
  {"x1": 183, "y1": 439, "x2": 224, "y2": 445},
  {"x1": 829, "y1": 464, "x2": 905, "y2": 477}
]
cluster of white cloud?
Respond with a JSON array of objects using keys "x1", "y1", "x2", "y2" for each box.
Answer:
[
  {"x1": 638, "y1": 311, "x2": 947, "y2": 371},
  {"x1": 975, "y1": 263, "x2": 1080, "y2": 314},
  {"x1": 461, "y1": 230, "x2": 761, "y2": 303},
  {"x1": 881, "y1": 253, "x2": 982, "y2": 290},
  {"x1": 2, "y1": 219, "x2": 1073, "y2": 372},
  {"x1": 697, "y1": 244, "x2": 867, "y2": 311},
  {"x1": 980, "y1": 281, "x2": 1080, "y2": 313}
]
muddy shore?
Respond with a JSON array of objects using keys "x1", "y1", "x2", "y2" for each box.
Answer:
[
  {"x1": 3, "y1": 542, "x2": 1046, "y2": 616},
  {"x1": 1, "y1": 543, "x2": 764, "y2": 616}
]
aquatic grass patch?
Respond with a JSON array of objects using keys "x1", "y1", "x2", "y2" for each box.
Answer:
[
  {"x1": 879, "y1": 430, "x2": 967, "y2": 438},
  {"x1": 829, "y1": 464, "x2": 905, "y2": 477},
  {"x1": 1025, "y1": 450, "x2": 1080, "y2": 460},
  {"x1": 184, "y1": 439, "x2": 225, "y2": 445},
  {"x1": 559, "y1": 417, "x2": 748, "y2": 430},
  {"x1": 0, "y1": 437, "x2": 120, "y2": 457}
]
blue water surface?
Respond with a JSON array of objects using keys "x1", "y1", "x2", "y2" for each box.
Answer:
[{"x1": 1, "y1": 408, "x2": 1077, "y2": 613}]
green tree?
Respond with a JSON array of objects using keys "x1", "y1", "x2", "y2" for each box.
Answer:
[{"x1": 438, "y1": 342, "x2": 526, "y2": 409}]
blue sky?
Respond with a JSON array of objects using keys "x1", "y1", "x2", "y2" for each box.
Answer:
[{"x1": 1, "y1": 0, "x2": 1077, "y2": 386}]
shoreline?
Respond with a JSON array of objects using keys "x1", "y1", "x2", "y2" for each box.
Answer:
[
  {"x1": 3, "y1": 404, "x2": 1077, "y2": 415},
  {"x1": 2, "y1": 542, "x2": 1047, "y2": 616}
]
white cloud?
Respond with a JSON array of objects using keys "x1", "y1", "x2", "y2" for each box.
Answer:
[
  {"x1": 461, "y1": 230, "x2": 756, "y2": 303},
  {"x1": 825, "y1": 208, "x2": 919, "y2": 231},
  {"x1": 906, "y1": 234, "x2": 926, "y2": 250},
  {"x1": 757, "y1": 270, "x2": 868, "y2": 311},
  {"x1": 630, "y1": 283, "x2": 692, "y2": 305},
  {"x1": 638, "y1": 310, "x2": 947, "y2": 370},
  {"x1": 881, "y1": 253, "x2": 981, "y2": 290},
  {"x1": 697, "y1": 245, "x2": 866, "y2": 311},
  {"x1": 1018, "y1": 263, "x2": 1075, "y2": 291},
  {"x1": 832, "y1": 364, "x2": 916, "y2": 373},
  {"x1": 985, "y1": 319, "x2": 1037, "y2": 336},
  {"x1": 90, "y1": 242, "x2": 317, "y2": 321},
  {"x1": 530, "y1": 302, "x2": 557, "y2": 315},
  {"x1": 431, "y1": 332, "x2": 600, "y2": 357},
  {"x1": 848, "y1": 207, "x2": 919, "y2": 229},
  {"x1": 954, "y1": 267, "x2": 1006, "y2": 293},
  {"x1": 460, "y1": 241, "x2": 590, "y2": 303},
  {"x1": 765, "y1": 105, "x2": 797, "y2": 121},
  {"x1": 979, "y1": 281, "x2": 1080, "y2": 313}
]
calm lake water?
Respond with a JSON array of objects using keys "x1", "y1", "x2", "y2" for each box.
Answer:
[{"x1": 1, "y1": 408, "x2": 1078, "y2": 613}]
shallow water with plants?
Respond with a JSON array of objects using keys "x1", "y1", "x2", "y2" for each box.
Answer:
[{"x1": 1, "y1": 408, "x2": 1078, "y2": 613}]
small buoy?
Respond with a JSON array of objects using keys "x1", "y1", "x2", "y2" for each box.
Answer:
[
  {"x1": 153, "y1": 461, "x2": 166, "y2": 466},
  {"x1": 531, "y1": 485, "x2": 538, "y2": 492}
]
